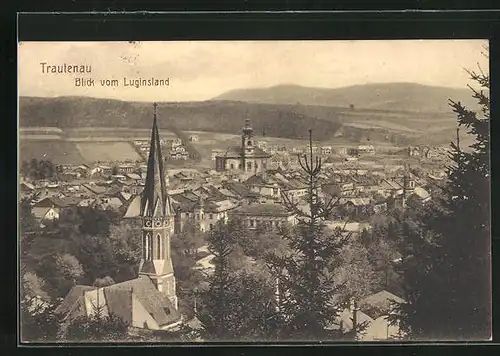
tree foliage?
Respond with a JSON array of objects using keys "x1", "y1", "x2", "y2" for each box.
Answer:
[
  {"x1": 36, "y1": 253, "x2": 85, "y2": 299},
  {"x1": 198, "y1": 264, "x2": 280, "y2": 341},
  {"x1": 267, "y1": 131, "x2": 350, "y2": 341},
  {"x1": 197, "y1": 219, "x2": 240, "y2": 339},
  {"x1": 64, "y1": 313, "x2": 130, "y2": 342},
  {"x1": 20, "y1": 298, "x2": 61, "y2": 342},
  {"x1": 393, "y1": 63, "x2": 491, "y2": 340},
  {"x1": 20, "y1": 158, "x2": 62, "y2": 181}
]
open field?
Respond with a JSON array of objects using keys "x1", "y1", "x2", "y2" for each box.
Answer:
[
  {"x1": 76, "y1": 142, "x2": 142, "y2": 162},
  {"x1": 19, "y1": 127, "x2": 64, "y2": 134},
  {"x1": 19, "y1": 124, "x2": 459, "y2": 167},
  {"x1": 20, "y1": 139, "x2": 87, "y2": 165},
  {"x1": 19, "y1": 135, "x2": 64, "y2": 140}
]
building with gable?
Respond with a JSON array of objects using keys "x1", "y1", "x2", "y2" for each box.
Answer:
[
  {"x1": 56, "y1": 103, "x2": 181, "y2": 331},
  {"x1": 215, "y1": 118, "x2": 271, "y2": 174}
]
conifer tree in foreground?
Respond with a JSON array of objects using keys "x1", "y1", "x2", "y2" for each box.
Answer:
[
  {"x1": 197, "y1": 219, "x2": 239, "y2": 340},
  {"x1": 392, "y1": 60, "x2": 491, "y2": 340},
  {"x1": 197, "y1": 217, "x2": 282, "y2": 341},
  {"x1": 268, "y1": 129, "x2": 351, "y2": 341}
]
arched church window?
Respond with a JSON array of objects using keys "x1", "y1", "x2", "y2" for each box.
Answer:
[
  {"x1": 145, "y1": 233, "x2": 152, "y2": 260},
  {"x1": 156, "y1": 234, "x2": 162, "y2": 260},
  {"x1": 247, "y1": 140, "x2": 252, "y2": 146}
]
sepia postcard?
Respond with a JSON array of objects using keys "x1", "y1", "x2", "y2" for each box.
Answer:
[{"x1": 18, "y1": 40, "x2": 491, "y2": 343}]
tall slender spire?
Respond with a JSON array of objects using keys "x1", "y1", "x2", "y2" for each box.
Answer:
[
  {"x1": 138, "y1": 103, "x2": 178, "y2": 309},
  {"x1": 140, "y1": 102, "x2": 172, "y2": 217}
]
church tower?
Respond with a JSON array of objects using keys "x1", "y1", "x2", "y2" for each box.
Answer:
[
  {"x1": 241, "y1": 118, "x2": 254, "y2": 172},
  {"x1": 138, "y1": 102, "x2": 178, "y2": 309}
]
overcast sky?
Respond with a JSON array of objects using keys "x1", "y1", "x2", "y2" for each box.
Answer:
[{"x1": 18, "y1": 40, "x2": 488, "y2": 102}]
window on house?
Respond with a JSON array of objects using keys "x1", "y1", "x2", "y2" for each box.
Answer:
[
  {"x1": 238, "y1": 164, "x2": 242, "y2": 169},
  {"x1": 210, "y1": 214, "x2": 213, "y2": 219},
  {"x1": 247, "y1": 162, "x2": 252, "y2": 170},
  {"x1": 201, "y1": 213, "x2": 205, "y2": 219},
  {"x1": 255, "y1": 163, "x2": 258, "y2": 169},
  {"x1": 209, "y1": 223, "x2": 213, "y2": 230},
  {"x1": 196, "y1": 214, "x2": 199, "y2": 220},
  {"x1": 230, "y1": 163, "x2": 234, "y2": 169}
]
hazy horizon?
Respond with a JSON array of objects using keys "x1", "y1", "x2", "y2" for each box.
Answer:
[
  {"x1": 18, "y1": 81, "x2": 476, "y2": 103},
  {"x1": 18, "y1": 40, "x2": 488, "y2": 102}
]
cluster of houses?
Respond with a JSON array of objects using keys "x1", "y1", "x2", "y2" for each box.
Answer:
[
  {"x1": 21, "y1": 121, "x2": 444, "y2": 236},
  {"x1": 112, "y1": 160, "x2": 437, "y2": 235},
  {"x1": 407, "y1": 145, "x2": 450, "y2": 160},
  {"x1": 21, "y1": 111, "x2": 451, "y2": 342},
  {"x1": 133, "y1": 137, "x2": 190, "y2": 161},
  {"x1": 169, "y1": 138, "x2": 189, "y2": 161}
]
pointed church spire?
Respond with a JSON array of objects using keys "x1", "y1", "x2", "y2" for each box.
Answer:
[{"x1": 140, "y1": 102, "x2": 172, "y2": 218}]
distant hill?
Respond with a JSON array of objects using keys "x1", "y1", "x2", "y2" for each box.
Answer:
[
  {"x1": 19, "y1": 96, "x2": 341, "y2": 141},
  {"x1": 213, "y1": 83, "x2": 479, "y2": 113}
]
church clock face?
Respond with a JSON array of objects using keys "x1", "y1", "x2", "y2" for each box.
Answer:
[
  {"x1": 145, "y1": 219, "x2": 152, "y2": 227},
  {"x1": 154, "y1": 219, "x2": 162, "y2": 227}
]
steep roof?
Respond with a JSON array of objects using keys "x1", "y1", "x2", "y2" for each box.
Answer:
[
  {"x1": 55, "y1": 285, "x2": 96, "y2": 316},
  {"x1": 57, "y1": 276, "x2": 181, "y2": 329},
  {"x1": 359, "y1": 290, "x2": 405, "y2": 319},
  {"x1": 103, "y1": 288, "x2": 133, "y2": 325},
  {"x1": 106, "y1": 275, "x2": 181, "y2": 327},
  {"x1": 245, "y1": 174, "x2": 277, "y2": 186},
  {"x1": 123, "y1": 194, "x2": 141, "y2": 218},
  {"x1": 140, "y1": 104, "x2": 173, "y2": 218},
  {"x1": 224, "y1": 181, "x2": 251, "y2": 198}
]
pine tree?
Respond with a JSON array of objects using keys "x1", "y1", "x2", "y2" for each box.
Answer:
[
  {"x1": 393, "y1": 61, "x2": 491, "y2": 340},
  {"x1": 197, "y1": 219, "x2": 240, "y2": 340},
  {"x1": 267, "y1": 129, "x2": 350, "y2": 341}
]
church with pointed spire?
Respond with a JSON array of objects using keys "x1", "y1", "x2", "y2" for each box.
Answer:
[
  {"x1": 55, "y1": 103, "x2": 182, "y2": 331},
  {"x1": 138, "y1": 102, "x2": 178, "y2": 309}
]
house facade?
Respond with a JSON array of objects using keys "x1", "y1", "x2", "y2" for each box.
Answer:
[
  {"x1": 228, "y1": 203, "x2": 297, "y2": 230},
  {"x1": 215, "y1": 119, "x2": 271, "y2": 174}
]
